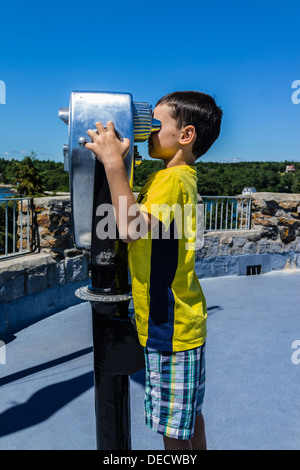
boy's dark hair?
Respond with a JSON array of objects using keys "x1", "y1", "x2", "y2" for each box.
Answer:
[{"x1": 156, "y1": 91, "x2": 223, "y2": 159}]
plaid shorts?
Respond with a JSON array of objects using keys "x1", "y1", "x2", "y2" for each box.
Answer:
[{"x1": 144, "y1": 343, "x2": 206, "y2": 440}]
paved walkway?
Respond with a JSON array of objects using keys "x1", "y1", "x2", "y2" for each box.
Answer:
[{"x1": 0, "y1": 270, "x2": 300, "y2": 450}]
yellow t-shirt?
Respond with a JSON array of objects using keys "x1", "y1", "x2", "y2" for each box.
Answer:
[{"x1": 128, "y1": 165, "x2": 207, "y2": 352}]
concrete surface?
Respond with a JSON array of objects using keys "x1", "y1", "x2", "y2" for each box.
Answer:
[{"x1": 0, "y1": 269, "x2": 300, "y2": 450}]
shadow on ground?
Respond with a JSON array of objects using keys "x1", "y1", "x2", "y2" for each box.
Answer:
[{"x1": 0, "y1": 372, "x2": 94, "y2": 437}]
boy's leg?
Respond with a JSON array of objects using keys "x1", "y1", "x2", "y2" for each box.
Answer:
[
  {"x1": 163, "y1": 436, "x2": 192, "y2": 450},
  {"x1": 191, "y1": 412, "x2": 207, "y2": 450},
  {"x1": 163, "y1": 413, "x2": 206, "y2": 450}
]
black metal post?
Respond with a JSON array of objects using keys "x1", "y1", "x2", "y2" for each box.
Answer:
[{"x1": 88, "y1": 158, "x2": 144, "y2": 450}]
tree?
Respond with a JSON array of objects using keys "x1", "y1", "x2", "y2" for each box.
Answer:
[{"x1": 14, "y1": 152, "x2": 45, "y2": 197}]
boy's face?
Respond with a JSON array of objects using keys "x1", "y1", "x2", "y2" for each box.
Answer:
[{"x1": 148, "y1": 104, "x2": 182, "y2": 161}]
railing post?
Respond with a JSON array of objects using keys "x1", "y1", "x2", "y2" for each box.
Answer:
[
  {"x1": 202, "y1": 196, "x2": 252, "y2": 232},
  {"x1": 0, "y1": 197, "x2": 34, "y2": 259}
]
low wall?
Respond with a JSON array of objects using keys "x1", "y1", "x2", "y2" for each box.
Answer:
[{"x1": 196, "y1": 192, "x2": 300, "y2": 277}]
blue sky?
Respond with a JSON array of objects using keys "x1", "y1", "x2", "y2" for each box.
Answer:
[{"x1": 0, "y1": 0, "x2": 299, "y2": 163}]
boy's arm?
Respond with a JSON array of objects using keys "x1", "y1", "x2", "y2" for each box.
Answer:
[{"x1": 85, "y1": 120, "x2": 155, "y2": 243}]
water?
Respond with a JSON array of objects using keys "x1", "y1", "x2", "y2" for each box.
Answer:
[{"x1": 0, "y1": 188, "x2": 15, "y2": 200}]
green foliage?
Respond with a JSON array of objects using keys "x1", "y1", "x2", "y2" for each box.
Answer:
[
  {"x1": 133, "y1": 159, "x2": 300, "y2": 196},
  {"x1": 1, "y1": 155, "x2": 299, "y2": 197},
  {"x1": 197, "y1": 160, "x2": 300, "y2": 196},
  {"x1": 33, "y1": 158, "x2": 69, "y2": 192},
  {"x1": 13, "y1": 152, "x2": 45, "y2": 196},
  {"x1": 0, "y1": 154, "x2": 69, "y2": 194}
]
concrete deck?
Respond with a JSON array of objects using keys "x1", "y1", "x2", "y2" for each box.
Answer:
[{"x1": 0, "y1": 270, "x2": 300, "y2": 450}]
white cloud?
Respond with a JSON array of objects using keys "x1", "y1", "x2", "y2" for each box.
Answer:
[
  {"x1": 0, "y1": 150, "x2": 29, "y2": 158},
  {"x1": 221, "y1": 157, "x2": 247, "y2": 163}
]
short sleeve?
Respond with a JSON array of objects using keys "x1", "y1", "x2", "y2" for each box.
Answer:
[{"x1": 139, "y1": 171, "x2": 184, "y2": 231}]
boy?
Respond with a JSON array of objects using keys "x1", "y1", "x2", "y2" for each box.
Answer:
[{"x1": 85, "y1": 91, "x2": 222, "y2": 450}]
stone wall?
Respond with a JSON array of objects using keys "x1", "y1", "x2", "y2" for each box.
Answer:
[
  {"x1": 251, "y1": 192, "x2": 300, "y2": 244},
  {"x1": 195, "y1": 192, "x2": 300, "y2": 278},
  {"x1": 18, "y1": 196, "x2": 74, "y2": 255},
  {"x1": 28, "y1": 192, "x2": 300, "y2": 278}
]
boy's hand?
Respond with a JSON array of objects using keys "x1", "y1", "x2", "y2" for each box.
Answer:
[{"x1": 85, "y1": 121, "x2": 130, "y2": 167}]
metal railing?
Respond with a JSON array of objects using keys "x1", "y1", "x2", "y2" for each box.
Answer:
[
  {"x1": 0, "y1": 197, "x2": 34, "y2": 259},
  {"x1": 202, "y1": 196, "x2": 252, "y2": 232}
]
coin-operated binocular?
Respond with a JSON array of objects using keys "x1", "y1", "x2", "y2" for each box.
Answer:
[
  {"x1": 59, "y1": 91, "x2": 160, "y2": 450},
  {"x1": 59, "y1": 92, "x2": 160, "y2": 247}
]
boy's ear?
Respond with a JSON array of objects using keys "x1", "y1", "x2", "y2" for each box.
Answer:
[{"x1": 179, "y1": 125, "x2": 196, "y2": 146}]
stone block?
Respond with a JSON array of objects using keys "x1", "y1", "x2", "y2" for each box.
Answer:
[
  {"x1": 220, "y1": 235, "x2": 233, "y2": 246},
  {"x1": 37, "y1": 213, "x2": 50, "y2": 228},
  {"x1": 253, "y1": 213, "x2": 278, "y2": 226},
  {"x1": 48, "y1": 259, "x2": 66, "y2": 287},
  {"x1": 268, "y1": 243, "x2": 283, "y2": 254},
  {"x1": 232, "y1": 236, "x2": 246, "y2": 247},
  {"x1": 275, "y1": 209, "x2": 288, "y2": 218},
  {"x1": 278, "y1": 217, "x2": 300, "y2": 229},
  {"x1": 26, "y1": 264, "x2": 48, "y2": 295},
  {"x1": 65, "y1": 255, "x2": 89, "y2": 283},
  {"x1": 195, "y1": 245, "x2": 208, "y2": 259},
  {"x1": 0, "y1": 269, "x2": 25, "y2": 302},
  {"x1": 279, "y1": 226, "x2": 296, "y2": 244},
  {"x1": 286, "y1": 241, "x2": 296, "y2": 251},
  {"x1": 251, "y1": 199, "x2": 275, "y2": 215},
  {"x1": 244, "y1": 242, "x2": 257, "y2": 254},
  {"x1": 207, "y1": 237, "x2": 220, "y2": 256},
  {"x1": 260, "y1": 226, "x2": 279, "y2": 240},
  {"x1": 219, "y1": 244, "x2": 230, "y2": 256},
  {"x1": 278, "y1": 201, "x2": 299, "y2": 212},
  {"x1": 257, "y1": 241, "x2": 270, "y2": 254},
  {"x1": 230, "y1": 245, "x2": 244, "y2": 255},
  {"x1": 246, "y1": 231, "x2": 261, "y2": 242}
]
